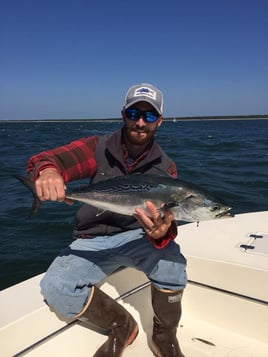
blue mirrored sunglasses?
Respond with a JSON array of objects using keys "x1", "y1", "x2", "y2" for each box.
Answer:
[{"x1": 125, "y1": 108, "x2": 160, "y2": 123}]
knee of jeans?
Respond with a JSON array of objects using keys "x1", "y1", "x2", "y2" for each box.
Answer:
[
  {"x1": 40, "y1": 273, "x2": 58, "y2": 307},
  {"x1": 40, "y1": 272, "x2": 91, "y2": 319}
]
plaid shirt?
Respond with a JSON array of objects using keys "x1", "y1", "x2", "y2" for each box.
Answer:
[{"x1": 27, "y1": 136, "x2": 99, "y2": 182}]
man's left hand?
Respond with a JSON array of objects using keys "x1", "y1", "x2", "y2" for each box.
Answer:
[{"x1": 134, "y1": 201, "x2": 175, "y2": 240}]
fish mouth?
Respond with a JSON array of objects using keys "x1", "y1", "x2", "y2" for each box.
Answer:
[{"x1": 216, "y1": 210, "x2": 234, "y2": 219}]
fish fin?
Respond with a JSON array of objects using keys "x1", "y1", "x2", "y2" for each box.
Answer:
[
  {"x1": 96, "y1": 210, "x2": 106, "y2": 217},
  {"x1": 160, "y1": 202, "x2": 179, "y2": 210},
  {"x1": 14, "y1": 174, "x2": 41, "y2": 218}
]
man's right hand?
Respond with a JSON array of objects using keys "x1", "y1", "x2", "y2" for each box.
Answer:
[{"x1": 35, "y1": 168, "x2": 72, "y2": 204}]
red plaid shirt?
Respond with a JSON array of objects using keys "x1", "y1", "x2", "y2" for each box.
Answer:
[{"x1": 27, "y1": 136, "x2": 99, "y2": 182}]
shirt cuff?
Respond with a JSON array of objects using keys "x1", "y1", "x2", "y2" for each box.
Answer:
[
  {"x1": 146, "y1": 221, "x2": 178, "y2": 249},
  {"x1": 29, "y1": 164, "x2": 60, "y2": 181}
]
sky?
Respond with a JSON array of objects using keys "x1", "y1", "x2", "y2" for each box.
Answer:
[{"x1": 1, "y1": 0, "x2": 268, "y2": 120}]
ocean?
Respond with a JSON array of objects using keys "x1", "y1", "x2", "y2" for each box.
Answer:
[{"x1": 0, "y1": 119, "x2": 267, "y2": 290}]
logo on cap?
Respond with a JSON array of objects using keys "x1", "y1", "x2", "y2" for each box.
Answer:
[{"x1": 134, "y1": 87, "x2": 156, "y2": 100}]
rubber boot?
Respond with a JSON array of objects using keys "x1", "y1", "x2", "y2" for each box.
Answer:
[
  {"x1": 151, "y1": 285, "x2": 185, "y2": 357},
  {"x1": 78, "y1": 286, "x2": 138, "y2": 357}
]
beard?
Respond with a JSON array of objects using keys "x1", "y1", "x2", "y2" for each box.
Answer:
[{"x1": 123, "y1": 125, "x2": 156, "y2": 146}]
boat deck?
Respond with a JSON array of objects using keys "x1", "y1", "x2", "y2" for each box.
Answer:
[{"x1": 1, "y1": 272, "x2": 268, "y2": 356}]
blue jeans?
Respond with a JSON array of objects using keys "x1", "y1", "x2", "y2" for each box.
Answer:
[{"x1": 40, "y1": 228, "x2": 187, "y2": 319}]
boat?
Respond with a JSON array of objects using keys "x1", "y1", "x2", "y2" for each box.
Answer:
[{"x1": 1, "y1": 211, "x2": 267, "y2": 356}]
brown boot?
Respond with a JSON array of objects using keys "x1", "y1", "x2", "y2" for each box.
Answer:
[
  {"x1": 151, "y1": 285, "x2": 185, "y2": 357},
  {"x1": 78, "y1": 286, "x2": 138, "y2": 357}
]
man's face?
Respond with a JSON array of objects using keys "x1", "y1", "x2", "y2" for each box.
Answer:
[{"x1": 122, "y1": 101, "x2": 162, "y2": 146}]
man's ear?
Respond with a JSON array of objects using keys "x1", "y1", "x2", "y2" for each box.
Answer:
[
  {"x1": 121, "y1": 108, "x2": 126, "y2": 123},
  {"x1": 157, "y1": 116, "x2": 163, "y2": 127}
]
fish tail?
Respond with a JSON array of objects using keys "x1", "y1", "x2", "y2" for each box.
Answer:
[{"x1": 15, "y1": 174, "x2": 41, "y2": 218}]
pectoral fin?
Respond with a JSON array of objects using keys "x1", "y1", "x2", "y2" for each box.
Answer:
[
  {"x1": 96, "y1": 210, "x2": 107, "y2": 217},
  {"x1": 161, "y1": 202, "x2": 179, "y2": 210}
]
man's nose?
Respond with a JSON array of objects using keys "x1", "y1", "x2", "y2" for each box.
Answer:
[{"x1": 135, "y1": 116, "x2": 146, "y2": 125}]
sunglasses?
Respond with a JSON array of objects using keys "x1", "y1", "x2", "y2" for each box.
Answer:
[{"x1": 125, "y1": 108, "x2": 160, "y2": 123}]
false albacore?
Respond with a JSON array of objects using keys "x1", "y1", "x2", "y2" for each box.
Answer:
[{"x1": 15, "y1": 174, "x2": 232, "y2": 222}]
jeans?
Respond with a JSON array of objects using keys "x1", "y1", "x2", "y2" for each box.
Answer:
[{"x1": 40, "y1": 228, "x2": 187, "y2": 319}]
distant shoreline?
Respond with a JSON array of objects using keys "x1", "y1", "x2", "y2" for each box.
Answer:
[{"x1": 1, "y1": 114, "x2": 268, "y2": 123}]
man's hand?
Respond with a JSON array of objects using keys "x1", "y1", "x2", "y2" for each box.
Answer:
[
  {"x1": 35, "y1": 168, "x2": 73, "y2": 204},
  {"x1": 134, "y1": 201, "x2": 175, "y2": 240}
]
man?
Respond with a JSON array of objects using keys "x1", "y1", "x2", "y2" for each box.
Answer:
[{"x1": 27, "y1": 83, "x2": 187, "y2": 357}]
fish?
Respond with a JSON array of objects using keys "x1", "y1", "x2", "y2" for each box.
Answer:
[{"x1": 15, "y1": 174, "x2": 232, "y2": 222}]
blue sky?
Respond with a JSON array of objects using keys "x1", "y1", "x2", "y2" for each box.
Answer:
[{"x1": 1, "y1": 0, "x2": 268, "y2": 119}]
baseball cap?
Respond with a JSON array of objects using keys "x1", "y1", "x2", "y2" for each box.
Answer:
[{"x1": 124, "y1": 83, "x2": 163, "y2": 115}]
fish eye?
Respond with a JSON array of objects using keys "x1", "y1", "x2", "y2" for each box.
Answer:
[{"x1": 211, "y1": 205, "x2": 220, "y2": 212}]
